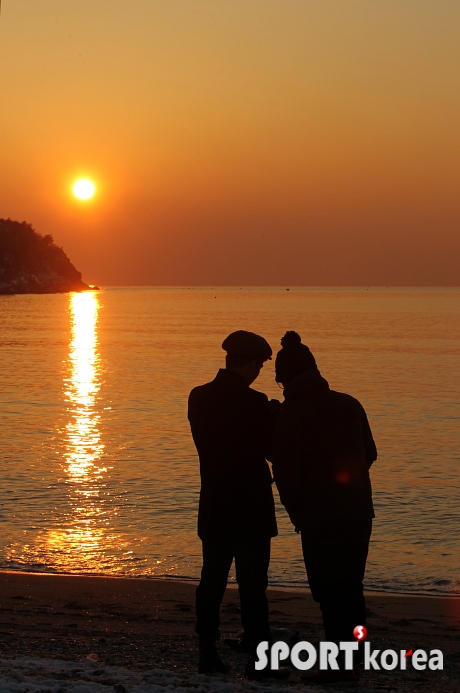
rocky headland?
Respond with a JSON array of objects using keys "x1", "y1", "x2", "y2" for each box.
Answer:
[{"x1": 0, "y1": 218, "x2": 98, "y2": 294}]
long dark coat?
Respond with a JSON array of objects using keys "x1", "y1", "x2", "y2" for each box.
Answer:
[
  {"x1": 188, "y1": 369, "x2": 278, "y2": 540},
  {"x1": 272, "y1": 372, "x2": 377, "y2": 531}
]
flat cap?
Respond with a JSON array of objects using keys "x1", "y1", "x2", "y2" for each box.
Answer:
[{"x1": 222, "y1": 330, "x2": 272, "y2": 360}]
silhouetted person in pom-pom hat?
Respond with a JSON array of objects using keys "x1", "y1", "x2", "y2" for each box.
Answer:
[
  {"x1": 188, "y1": 330, "x2": 288, "y2": 679},
  {"x1": 272, "y1": 331, "x2": 377, "y2": 685}
]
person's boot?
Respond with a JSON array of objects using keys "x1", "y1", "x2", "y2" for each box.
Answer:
[
  {"x1": 198, "y1": 637, "x2": 231, "y2": 674},
  {"x1": 224, "y1": 636, "x2": 253, "y2": 653},
  {"x1": 226, "y1": 627, "x2": 299, "y2": 654},
  {"x1": 244, "y1": 653, "x2": 290, "y2": 681}
]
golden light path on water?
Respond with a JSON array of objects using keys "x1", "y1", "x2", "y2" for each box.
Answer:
[
  {"x1": 63, "y1": 293, "x2": 105, "y2": 562},
  {"x1": 65, "y1": 292, "x2": 103, "y2": 488},
  {"x1": 10, "y1": 290, "x2": 165, "y2": 575},
  {"x1": 44, "y1": 292, "x2": 118, "y2": 572}
]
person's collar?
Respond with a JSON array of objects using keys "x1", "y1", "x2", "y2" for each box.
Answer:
[{"x1": 215, "y1": 368, "x2": 249, "y2": 387}]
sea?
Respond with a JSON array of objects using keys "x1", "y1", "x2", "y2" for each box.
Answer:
[{"x1": 1, "y1": 287, "x2": 459, "y2": 596}]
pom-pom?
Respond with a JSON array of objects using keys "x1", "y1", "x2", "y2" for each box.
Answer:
[{"x1": 280, "y1": 331, "x2": 302, "y2": 348}]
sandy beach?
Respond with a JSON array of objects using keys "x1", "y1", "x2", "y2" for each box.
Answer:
[{"x1": 0, "y1": 572, "x2": 458, "y2": 693}]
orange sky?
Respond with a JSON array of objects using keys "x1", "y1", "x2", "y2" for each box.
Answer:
[{"x1": 1, "y1": 1, "x2": 459, "y2": 285}]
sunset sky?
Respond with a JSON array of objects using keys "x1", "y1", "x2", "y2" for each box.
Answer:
[{"x1": 1, "y1": 1, "x2": 459, "y2": 286}]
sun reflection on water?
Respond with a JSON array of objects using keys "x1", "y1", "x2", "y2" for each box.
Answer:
[
  {"x1": 35, "y1": 291, "x2": 117, "y2": 571},
  {"x1": 39, "y1": 291, "x2": 128, "y2": 573},
  {"x1": 65, "y1": 292, "x2": 104, "y2": 487},
  {"x1": 56, "y1": 292, "x2": 107, "y2": 566}
]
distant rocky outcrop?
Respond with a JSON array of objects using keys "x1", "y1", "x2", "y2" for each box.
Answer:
[{"x1": 0, "y1": 218, "x2": 98, "y2": 294}]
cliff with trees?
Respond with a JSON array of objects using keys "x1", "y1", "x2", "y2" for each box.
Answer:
[{"x1": 0, "y1": 218, "x2": 96, "y2": 294}]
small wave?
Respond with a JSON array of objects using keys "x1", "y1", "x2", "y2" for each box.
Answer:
[{"x1": 1, "y1": 563, "x2": 459, "y2": 597}]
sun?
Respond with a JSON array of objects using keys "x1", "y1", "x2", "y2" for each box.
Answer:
[{"x1": 73, "y1": 179, "x2": 95, "y2": 200}]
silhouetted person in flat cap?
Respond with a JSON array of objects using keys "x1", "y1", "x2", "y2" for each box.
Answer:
[
  {"x1": 188, "y1": 330, "x2": 284, "y2": 678},
  {"x1": 272, "y1": 331, "x2": 377, "y2": 685}
]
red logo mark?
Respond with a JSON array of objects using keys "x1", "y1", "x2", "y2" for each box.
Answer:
[
  {"x1": 405, "y1": 649, "x2": 413, "y2": 658},
  {"x1": 353, "y1": 625, "x2": 367, "y2": 641}
]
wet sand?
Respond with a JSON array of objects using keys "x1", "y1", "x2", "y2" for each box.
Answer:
[{"x1": 0, "y1": 572, "x2": 459, "y2": 692}]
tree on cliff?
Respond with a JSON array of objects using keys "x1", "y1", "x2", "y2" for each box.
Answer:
[{"x1": 0, "y1": 218, "x2": 91, "y2": 294}]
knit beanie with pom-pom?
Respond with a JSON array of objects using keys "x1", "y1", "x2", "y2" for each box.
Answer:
[{"x1": 275, "y1": 331, "x2": 317, "y2": 384}]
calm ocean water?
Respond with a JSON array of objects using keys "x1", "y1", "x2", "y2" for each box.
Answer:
[{"x1": 1, "y1": 287, "x2": 459, "y2": 595}]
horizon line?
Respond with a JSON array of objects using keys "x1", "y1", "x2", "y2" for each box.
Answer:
[{"x1": 90, "y1": 284, "x2": 460, "y2": 289}]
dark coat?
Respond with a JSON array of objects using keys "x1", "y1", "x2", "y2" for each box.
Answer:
[
  {"x1": 272, "y1": 371, "x2": 377, "y2": 530},
  {"x1": 188, "y1": 369, "x2": 278, "y2": 540}
]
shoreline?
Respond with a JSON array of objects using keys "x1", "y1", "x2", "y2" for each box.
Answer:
[
  {"x1": 1, "y1": 568, "x2": 459, "y2": 600},
  {"x1": 1, "y1": 571, "x2": 459, "y2": 692}
]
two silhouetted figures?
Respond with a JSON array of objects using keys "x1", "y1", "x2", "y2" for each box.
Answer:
[{"x1": 188, "y1": 330, "x2": 376, "y2": 684}]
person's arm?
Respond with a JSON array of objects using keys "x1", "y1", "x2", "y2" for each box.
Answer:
[
  {"x1": 359, "y1": 404, "x2": 377, "y2": 468},
  {"x1": 252, "y1": 392, "x2": 277, "y2": 463}
]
